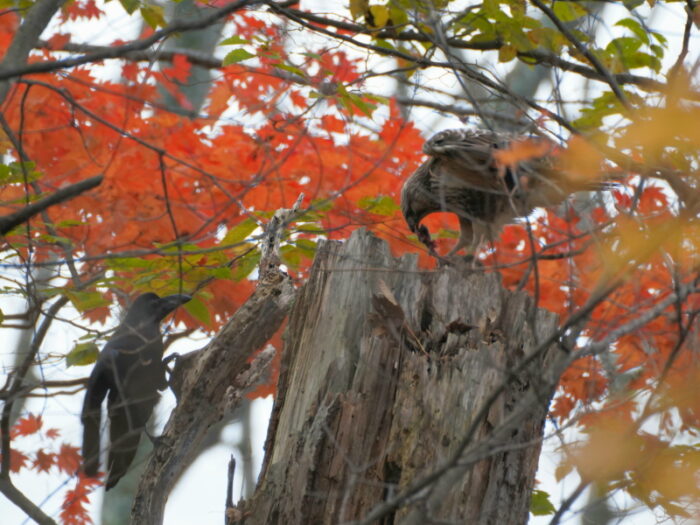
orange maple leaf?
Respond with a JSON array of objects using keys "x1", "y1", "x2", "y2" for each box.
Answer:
[{"x1": 492, "y1": 138, "x2": 553, "y2": 168}]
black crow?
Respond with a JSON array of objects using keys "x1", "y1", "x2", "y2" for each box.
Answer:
[{"x1": 81, "y1": 292, "x2": 191, "y2": 490}]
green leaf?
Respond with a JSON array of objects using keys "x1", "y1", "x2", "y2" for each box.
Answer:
[
  {"x1": 606, "y1": 36, "x2": 642, "y2": 56},
  {"x1": 0, "y1": 161, "x2": 41, "y2": 185},
  {"x1": 296, "y1": 223, "x2": 325, "y2": 234},
  {"x1": 358, "y1": 195, "x2": 400, "y2": 216},
  {"x1": 530, "y1": 489, "x2": 556, "y2": 516},
  {"x1": 38, "y1": 233, "x2": 72, "y2": 245},
  {"x1": 499, "y1": 18, "x2": 533, "y2": 51},
  {"x1": 651, "y1": 31, "x2": 667, "y2": 46},
  {"x1": 573, "y1": 90, "x2": 626, "y2": 130},
  {"x1": 118, "y1": 0, "x2": 139, "y2": 15},
  {"x1": 291, "y1": 239, "x2": 318, "y2": 259},
  {"x1": 210, "y1": 266, "x2": 233, "y2": 280},
  {"x1": 221, "y1": 218, "x2": 259, "y2": 246},
  {"x1": 107, "y1": 257, "x2": 153, "y2": 270},
  {"x1": 280, "y1": 244, "x2": 301, "y2": 268},
  {"x1": 273, "y1": 62, "x2": 307, "y2": 78},
  {"x1": 55, "y1": 219, "x2": 85, "y2": 228},
  {"x1": 347, "y1": 93, "x2": 376, "y2": 116},
  {"x1": 622, "y1": 0, "x2": 644, "y2": 9},
  {"x1": 68, "y1": 290, "x2": 111, "y2": 312},
  {"x1": 219, "y1": 35, "x2": 250, "y2": 46},
  {"x1": 650, "y1": 44, "x2": 664, "y2": 58},
  {"x1": 183, "y1": 296, "x2": 210, "y2": 325},
  {"x1": 365, "y1": 93, "x2": 390, "y2": 105},
  {"x1": 222, "y1": 49, "x2": 256, "y2": 66},
  {"x1": 482, "y1": 0, "x2": 501, "y2": 18},
  {"x1": 311, "y1": 199, "x2": 334, "y2": 212},
  {"x1": 552, "y1": 1, "x2": 587, "y2": 22},
  {"x1": 66, "y1": 342, "x2": 100, "y2": 367},
  {"x1": 0, "y1": 308, "x2": 4, "y2": 324},
  {"x1": 615, "y1": 17, "x2": 649, "y2": 44},
  {"x1": 140, "y1": 5, "x2": 165, "y2": 28},
  {"x1": 389, "y1": 6, "x2": 409, "y2": 26},
  {"x1": 232, "y1": 249, "x2": 261, "y2": 281}
]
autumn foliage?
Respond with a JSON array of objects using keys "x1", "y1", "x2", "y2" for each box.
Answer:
[{"x1": 0, "y1": 0, "x2": 699, "y2": 523}]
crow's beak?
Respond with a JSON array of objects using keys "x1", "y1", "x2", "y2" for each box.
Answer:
[{"x1": 160, "y1": 294, "x2": 192, "y2": 315}]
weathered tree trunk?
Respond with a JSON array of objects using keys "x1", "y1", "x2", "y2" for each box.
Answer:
[{"x1": 242, "y1": 229, "x2": 559, "y2": 524}]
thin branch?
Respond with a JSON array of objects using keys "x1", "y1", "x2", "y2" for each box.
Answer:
[
  {"x1": 0, "y1": 175, "x2": 103, "y2": 235},
  {"x1": 531, "y1": 0, "x2": 630, "y2": 109},
  {"x1": 0, "y1": 0, "x2": 260, "y2": 81},
  {"x1": 0, "y1": 478, "x2": 57, "y2": 525},
  {"x1": 275, "y1": 7, "x2": 677, "y2": 97},
  {"x1": 37, "y1": 34, "x2": 681, "y2": 99},
  {"x1": 549, "y1": 480, "x2": 588, "y2": 525},
  {"x1": 669, "y1": 1, "x2": 694, "y2": 79}
]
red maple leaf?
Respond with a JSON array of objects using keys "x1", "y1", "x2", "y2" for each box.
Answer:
[
  {"x1": 45, "y1": 428, "x2": 61, "y2": 439},
  {"x1": 11, "y1": 413, "x2": 43, "y2": 438},
  {"x1": 33, "y1": 449, "x2": 56, "y2": 472},
  {"x1": 56, "y1": 444, "x2": 81, "y2": 474},
  {"x1": 162, "y1": 54, "x2": 191, "y2": 84},
  {"x1": 1, "y1": 449, "x2": 30, "y2": 472},
  {"x1": 61, "y1": 475, "x2": 102, "y2": 525}
]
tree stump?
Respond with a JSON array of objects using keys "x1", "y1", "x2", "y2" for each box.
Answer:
[{"x1": 242, "y1": 229, "x2": 560, "y2": 524}]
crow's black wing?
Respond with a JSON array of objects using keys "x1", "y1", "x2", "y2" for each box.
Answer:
[
  {"x1": 81, "y1": 358, "x2": 112, "y2": 477},
  {"x1": 104, "y1": 379, "x2": 160, "y2": 490},
  {"x1": 104, "y1": 337, "x2": 165, "y2": 489}
]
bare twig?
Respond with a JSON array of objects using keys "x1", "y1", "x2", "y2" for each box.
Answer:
[
  {"x1": 668, "y1": 1, "x2": 694, "y2": 78},
  {"x1": 225, "y1": 455, "x2": 237, "y2": 524},
  {"x1": 531, "y1": 0, "x2": 630, "y2": 109},
  {"x1": 549, "y1": 480, "x2": 588, "y2": 525}
]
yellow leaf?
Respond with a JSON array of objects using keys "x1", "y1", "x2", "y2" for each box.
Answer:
[
  {"x1": 140, "y1": 5, "x2": 165, "y2": 29},
  {"x1": 349, "y1": 0, "x2": 368, "y2": 20},
  {"x1": 498, "y1": 44, "x2": 517, "y2": 63},
  {"x1": 369, "y1": 5, "x2": 390, "y2": 29}
]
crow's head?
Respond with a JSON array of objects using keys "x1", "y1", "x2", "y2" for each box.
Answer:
[{"x1": 124, "y1": 292, "x2": 192, "y2": 326}]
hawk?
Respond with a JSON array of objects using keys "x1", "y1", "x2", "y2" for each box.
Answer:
[{"x1": 401, "y1": 128, "x2": 610, "y2": 257}]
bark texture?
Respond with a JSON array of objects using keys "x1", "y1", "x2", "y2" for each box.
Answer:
[{"x1": 243, "y1": 229, "x2": 559, "y2": 524}]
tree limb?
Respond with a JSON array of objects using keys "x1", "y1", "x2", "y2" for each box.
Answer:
[
  {"x1": 0, "y1": 175, "x2": 103, "y2": 236},
  {"x1": 0, "y1": 0, "x2": 66, "y2": 103},
  {"x1": 0, "y1": 0, "x2": 260, "y2": 81},
  {"x1": 0, "y1": 478, "x2": 57, "y2": 525}
]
